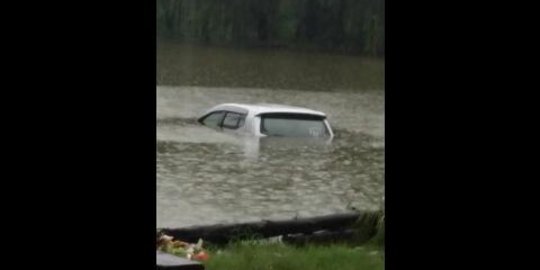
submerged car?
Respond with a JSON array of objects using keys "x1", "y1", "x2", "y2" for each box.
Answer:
[{"x1": 197, "y1": 103, "x2": 334, "y2": 139}]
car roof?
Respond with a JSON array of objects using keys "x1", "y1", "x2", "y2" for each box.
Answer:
[{"x1": 204, "y1": 103, "x2": 327, "y2": 117}]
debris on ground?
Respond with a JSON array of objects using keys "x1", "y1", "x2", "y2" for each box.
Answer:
[{"x1": 157, "y1": 233, "x2": 210, "y2": 261}]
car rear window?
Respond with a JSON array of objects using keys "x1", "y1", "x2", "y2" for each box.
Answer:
[{"x1": 260, "y1": 113, "x2": 329, "y2": 138}]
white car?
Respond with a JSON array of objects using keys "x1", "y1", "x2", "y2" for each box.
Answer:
[{"x1": 197, "y1": 103, "x2": 334, "y2": 139}]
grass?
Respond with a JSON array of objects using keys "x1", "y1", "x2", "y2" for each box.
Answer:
[
  {"x1": 157, "y1": 212, "x2": 386, "y2": 269},
  {"x1": 158, "y1": 211, "x2": 385, "y2": 269},
  {"x1": 203, "y1": 242, "x2": 384, "y2": 270}
]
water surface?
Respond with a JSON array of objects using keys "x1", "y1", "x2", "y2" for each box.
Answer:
[{"x1": 157, "y1": 86, "x2": 384, "y2": 228}]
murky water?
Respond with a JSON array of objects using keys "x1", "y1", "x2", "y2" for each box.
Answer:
[
  {"x1": 157, "y1": 42, "x2": 384, "y2": 91},
  {"x1": 157, "y1": 86, "x2": 384, "y2": 228}
]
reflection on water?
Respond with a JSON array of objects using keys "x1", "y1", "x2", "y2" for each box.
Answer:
[
  {"x1": 157, "y1": 42, "x2": 384, "y2": 91},
  {"x1": 157, "y1": 86, "x2": 384, "y2": 228}
]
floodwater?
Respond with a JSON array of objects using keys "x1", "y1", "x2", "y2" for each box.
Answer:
[
  {"x1": 157, "y1": 44, "x2": 384, "y2": 228},
  {"x1": 157, "y1": 42, "x2": 384, "y2": 91}
]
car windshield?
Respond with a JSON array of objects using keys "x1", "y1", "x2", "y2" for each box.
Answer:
[{"x1": 260, "y1": 113, "x2": 329, "y2": 138}]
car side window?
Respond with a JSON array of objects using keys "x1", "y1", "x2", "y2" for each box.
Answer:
[
  {"x1": 222, "y1": 112, "x2": 246, "y2": 129},
  {"x1": 201, "y1": 111, "x2": 225, "y2": 128}
]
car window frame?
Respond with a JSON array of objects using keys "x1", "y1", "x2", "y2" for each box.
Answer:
[
  {"x1": 199, "y1": 110, "x2": 247, "y2": 130},
  {"x1": 222, "y1": 111, "x2": 247, "y2": 130},
  {"x1": 198, "y1": 111, "x2": 226, "y2": 129}
]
